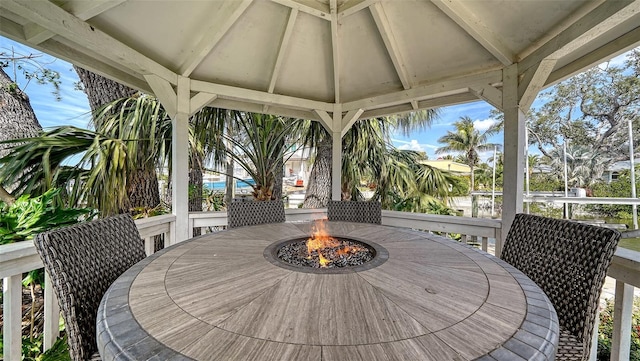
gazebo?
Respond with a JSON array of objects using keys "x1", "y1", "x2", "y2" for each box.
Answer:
[
  {"x1": 2, "y1": 1, "x2": 640, "y2": 360},
  {"x1": 1, "y1": 0, "x2": 639, "y2": 243}
]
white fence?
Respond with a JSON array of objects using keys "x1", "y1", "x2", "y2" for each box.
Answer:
[{"x1": 2, "y1": 210, "x2": 638, "y2": 360}]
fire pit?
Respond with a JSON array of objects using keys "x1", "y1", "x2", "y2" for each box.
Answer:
[{"x1": 264, "y1": 220, "x2": 388, "y2": 273}]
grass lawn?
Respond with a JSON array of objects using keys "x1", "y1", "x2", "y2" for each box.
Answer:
[{"x1": 619, "y1": 238, "x2": 640, "y2": 252}]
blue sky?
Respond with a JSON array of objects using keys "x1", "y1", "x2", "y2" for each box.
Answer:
[{"x1": 0, "y1": 36, "x2": 631, "y2": 164}]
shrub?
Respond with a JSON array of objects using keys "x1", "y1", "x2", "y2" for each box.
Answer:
[{"x1": 597, "y1": 297, "x2": 640, "y2": 360}]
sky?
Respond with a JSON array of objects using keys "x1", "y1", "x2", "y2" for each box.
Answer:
[{"x1": 0, "y1": 36, "x2": 632, "y2": 164}]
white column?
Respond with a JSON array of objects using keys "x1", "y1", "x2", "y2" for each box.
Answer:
[
  {"x1": 611, "y1": 281, "x2": 634, "y2": 360},
  {"x1": 3, "y1": 275, "x2": 22, "y2": 361},
  {"x1": 500, "y1": 64, "x2": 526, "y2": 257},
  {"x1": 172, "y1": 76, "x2": 190, "y2": 243},
  {"x1": 43, "y1": 272, "x2": 60, "y2": 350},
  {"x1": 332, "y1": 130, "x2": 342, "y2": 201},
  {"x1": 331, "y1": 105, "x2": 342, "y2": 201}
]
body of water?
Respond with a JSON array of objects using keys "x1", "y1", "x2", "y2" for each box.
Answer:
[{"x1": 204, "y1": 179, "x2": 255, "y2": 190}]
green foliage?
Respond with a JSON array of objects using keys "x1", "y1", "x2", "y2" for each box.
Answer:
[
  {"x1": 203, "y1": 189, "x2": 225, "y2": 211},
  {"x1": 222, "y1": 113, "x2": 299, "y2": 201},
  {"x1": 528, "y1": 173, "x2": 564, "y2": 192},
  {"x1": 528, "y1": 50, "x2": 640, "y2": 186},
  {"x1": 588, "y1": 169, "x2": 638, "y2": 218},
  {"x1": 0, "y1": 49, "x2": 62, "y2": 101},
  {"x1": 0, "y1": 334, "x2": 70, "y2": 361},
  {"x1": 597, "y1": 297, "x2": 640, "y2": 361},
  {"x1": 0, "y1": 188, "x2": 92, "y2": 245}
]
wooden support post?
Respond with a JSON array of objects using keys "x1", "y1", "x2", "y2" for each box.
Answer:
[
  {"x1": 172, "y1": 76, "x2": 190, "y2": 243},
  {"x1": 3, "y1": 275, "x2": 22, "y2": 361},
  {"x1": 43, "y1": 272, "x2": 60, "y2": 350},
  {"x1": 611, "y1": 281, "x2": 634, "y2": 360},
  {"x1": 500, "y1": 64, "x2": 526, "y2": 258}
]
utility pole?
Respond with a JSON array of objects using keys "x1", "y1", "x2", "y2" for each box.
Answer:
[
  {"x1": 491, "y1": 146, "x2": 497, "y2": 217},
  {"x1": 563, "y1": 140, "x2": 569, "y2": 219},
  {"x1": 525, "y1": 128, "x2": 530, "y2": 214},
  {"x1": 628, "y1": 118, "x2": 637, "y2": 229}
]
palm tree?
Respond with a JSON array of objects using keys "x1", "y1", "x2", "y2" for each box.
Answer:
[
  {"x1": 295, "y1": 109, "x2": 456, "y2": 212},
  {"x1": 546, "y1": 143, "x2": 612, "y2": 187},
  {"x1": 221, "y1": 112, "x2": 299, "y2": 201},
  {"x1": 436, "y1": 116, "x2": 501, "y2": 191},
  {"x1": 300, "y1": 109, "x2": 440, "y2": 207}
]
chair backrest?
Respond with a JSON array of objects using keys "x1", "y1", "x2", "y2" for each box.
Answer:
[
  {"x1": 327, "y1": 200, "x2": 382, "y2": 224},
  {"x1": 34, "y1": 214, "x2": 146, "y2": 361},
  {"x1": 501, "y1": 213, "x2": 620, "y2": 359},
  {"x1": 227, "y1": 200, "x2": 286, "y2": 229}
]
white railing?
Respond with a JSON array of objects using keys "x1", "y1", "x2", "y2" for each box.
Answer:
[{"x1": 1, "y1": 211, "x2": 638, "y2": 360}]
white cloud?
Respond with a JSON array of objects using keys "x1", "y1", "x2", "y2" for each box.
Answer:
[
  {"x1": 394, "y1": 139, "x2": 439, "y2": 152},
  {"x1": 473, "y1": 118, "x2": 498, "y2": 131}
]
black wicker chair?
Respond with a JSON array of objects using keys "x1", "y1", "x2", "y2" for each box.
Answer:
[
  {"x1": 227, "y1": 199, "x2": 286, "y2": 229},
  {"x1": 327, "y1": 200, "x2": 382, "y2": 224},
  {"x1": 34, "y1": 214, "x2": 146, "y2": 361},
  {"x1": 501, "y1": 213, "x2": 621, "y2": 361}
]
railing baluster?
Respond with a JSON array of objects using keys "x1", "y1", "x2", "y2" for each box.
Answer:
[
  {"x1": 144, "y1": 237, "x2": 154, "y2": 256},
  {"x1": 43, "y1": 271, "x2": 60, "y2": 350},
  {"x1": 611, "y1": 281, "x2": 634, "y2": 360},
  {"x1": 3, "y1": 275, "x2": 22, "y2": 361},
  {"x1": 481, "y1": 237, "x2": 488, "y2": 252}
]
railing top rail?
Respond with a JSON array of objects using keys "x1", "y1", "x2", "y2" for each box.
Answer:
[{"x1": 382, "y1": 210, "x2": 502, "y2": 228}]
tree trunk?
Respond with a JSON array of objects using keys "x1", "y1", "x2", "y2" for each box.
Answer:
[
  {"x1": 470, "y1": 165, "x2": 475, "y2": 192},
  {"x1": 189, "y1": 153, "x2": 203, "y2": 236},
  {"x1": 126, "y1": 168, "x2": 161, "y2": 211},
  {"x1": 73, "y1": 66, "x2": 137, "y2": 113},
  {"x1": 0, "y1": 68, "x2": 43, "y2": 196},
  {"x1": 0, "y1": 68, "x2": 42, "y2": 157},
  {"x1": 303, "y1": 138, "x2": 332, "y2": 208},
  {"x1": 74, "y1": 66, "x2": 162, "y2": 214},
  {"x1": 224, "y1": 121, "x2": 235, "y2": 204}
]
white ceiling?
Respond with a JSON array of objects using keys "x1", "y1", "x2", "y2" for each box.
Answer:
[{"x1": 1, "y1": 0, "x2": 639, "y2": 129}]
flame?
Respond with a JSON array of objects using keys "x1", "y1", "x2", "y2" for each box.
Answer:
[
  {"x1": 317, "y1": 251, "x2": 330, "y2": 267},
  {"x1": 306, "y1": 220, "x2": 338, "y2": 267},
  {"x1": 305, "y1": 219, "x2": 366, "y2": 268}
]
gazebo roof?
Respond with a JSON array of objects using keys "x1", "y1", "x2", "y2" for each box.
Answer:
[{"x1": 1, "y1": 0, "x2": 639, "y2": 128}]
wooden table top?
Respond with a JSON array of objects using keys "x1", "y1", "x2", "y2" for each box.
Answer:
[{"x1": 97, "y1": 222, "x2": 559, "y2": 361}]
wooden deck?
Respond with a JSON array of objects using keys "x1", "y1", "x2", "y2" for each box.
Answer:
[{"x1": 98, "y1": 222, "x2": 559, "y2": 360}]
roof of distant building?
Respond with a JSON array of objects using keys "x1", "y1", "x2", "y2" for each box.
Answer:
[{"x1": 422, "y1": 160, "x2": 471, "y2": 175}]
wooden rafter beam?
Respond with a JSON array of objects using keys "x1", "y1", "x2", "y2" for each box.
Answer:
[
  {"x1": 370, "y1": 2, "x2": 412, "y2": 90},
  {"x1": 178, "y1": 0, "x2": 253, "y2": 77},
  {"x1": 520, "y1": 0, "x2": 639, "y2": 72},
  {"x1": 339, "y1": 0, "x2": 377, "y2": 19},
  {"x1": 271, "y1": 0, "x2": 330, "y2": 20},
  {"x1": 342, "y1": 70, "x2": 503, "y2": 111},
  {"x1": 0, "y1": 17, "x2": 151, "y2": 93},
  {"x1": 191, "y1": 79, "x2": 333, "y2": 112},
  {"x1": 268, "y1": 8, "x2": 299, "y2": 93},
  {"x1": 547, "y1": 25, "x2": 640, "y2": 86},
  {"x1": 25, "y1": 0, "x2": 125, "y2": 45},
  {"x1": 330, "y1": 0, "x2": 340, "y2": 103},
  {"x1": 0, "y1": 0, "x2": 177, "y2": 84},
  {"x1": 360, "y1": 93, "x2": 478, "y2": 120},
  {"x1": 431, "y1": 0, "x2": 513, "y2": 66}
]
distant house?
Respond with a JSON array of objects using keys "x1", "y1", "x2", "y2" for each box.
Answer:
[{"x1": 421, "y1": 160, "x2": 471, "y2": 175}]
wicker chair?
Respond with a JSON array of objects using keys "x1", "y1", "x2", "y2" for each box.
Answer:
[
  {"x1": 501, "y1": 213, "x2": 621, "y2": 361},
  {"x1": 327, "y1": 200, "x2": 382, "y2": 224},
  {"x1": 227, "y1": 199, "x2": 286, "y2": 229},
  {"x1": 34, "y1": 214, "x2": 146, "y2": 361}
]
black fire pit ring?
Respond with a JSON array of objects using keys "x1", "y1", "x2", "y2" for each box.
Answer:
[{"x1": 263, "y1": 236, "x2": 389, "y2": 274}]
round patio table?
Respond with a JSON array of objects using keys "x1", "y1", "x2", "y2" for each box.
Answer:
[{"x1": 97, "y1": 221, "x2": 559, "y2": 360}]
